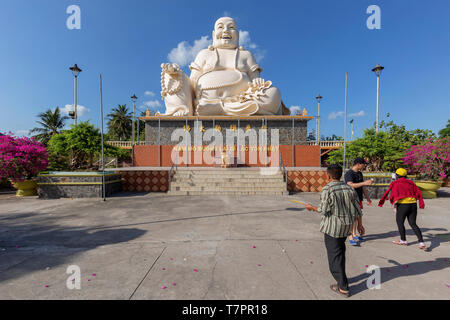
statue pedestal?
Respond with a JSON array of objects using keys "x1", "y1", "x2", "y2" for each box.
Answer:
[{"x1": 137, "y1": 115, "x2": 319, "y2": 167}]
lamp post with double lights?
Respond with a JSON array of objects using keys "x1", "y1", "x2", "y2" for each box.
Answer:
[
  {"x1": 371, "y1": 64, "x2": 384, "y2": 133},
  {"x1": 315, "y1": 94, "x2": 322, "y2": 145},
  {"x1": 69, "y1": 64, "x2": 82, "y2": 126}
]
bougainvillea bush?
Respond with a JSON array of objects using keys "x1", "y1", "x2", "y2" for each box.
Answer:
[
  {"x1": 0, "y1": 133, "x2": 48, "y2": 182},
  {"x1": 403, "y1": 138, "x2": 450, "y2": 181}
]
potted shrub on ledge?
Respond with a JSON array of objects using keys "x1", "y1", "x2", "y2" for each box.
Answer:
[
  {"x1": 403, "y1": 138, "x2": 449, "y2": 198},
  {"x1": 0, "y1": 133, "x2": 48, "y2": 196}
]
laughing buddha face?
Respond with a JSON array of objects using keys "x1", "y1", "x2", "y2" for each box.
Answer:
[{"x1": 212, "y1": 17, "x2": 239, "y2": 49}]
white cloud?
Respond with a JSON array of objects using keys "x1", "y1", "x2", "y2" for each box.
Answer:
[
  {"x1": 289, "y1": 106, "x2": 302, "y2": 115},
  {"x1": 328, "y1": 111, "x2": 345, "y2": 120},
  {"x1": 167, "y1": 30, "x2": 266, "y2": 67},
  {"x1": 168, "y1": 36, "x2": 211, "y2": 67},
  {"x1": 239, "y1": 30, "x2": 265, "y2": 62},
  {"x1": 143, "y1": 100, "x2": 162, "y2": 109},
  {"x1": 14, "y1": 130, "x2": 30, "y2": 137},
  {"x1": 144, "y1": 91, "x2": 155, "y2": 97},
  {"x1": 62, "y1": 104, "x2": 89, "y2": 117},
  {"x1": 349, "y1": 110, "x2": 366, "y2": 118}
]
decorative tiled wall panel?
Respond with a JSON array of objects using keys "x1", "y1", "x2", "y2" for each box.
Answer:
[{"x1": 120, "y1": 171, "x2": 168, "y2": 192}]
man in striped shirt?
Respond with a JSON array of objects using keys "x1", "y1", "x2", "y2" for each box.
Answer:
[{"x1": 305, "y1": 164, "x2": 363, "y2": 297}]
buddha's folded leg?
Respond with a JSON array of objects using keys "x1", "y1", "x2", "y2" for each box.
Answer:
[
  {"x1": 222, "y1": 100, "x2": 259, "y2": 116},
  {"x1": 195, "y1": 100, "x2": 228, "y2": 115},
  {"x1": 253, "y1": 86, "x2": 282, "y2": 115}
]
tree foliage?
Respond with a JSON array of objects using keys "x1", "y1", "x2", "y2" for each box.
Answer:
[
  {"x1": 30, "y1": 107, "x2": 69, "y2": 145},
  {"x1": 106, "y1": 104, "x2": 132, "y2": 141},
  {"x1": 47, "y1": 121, "x2": 122, "y2": 170},
  {"x1": 403, "y1": 138, "x2": 449, "y2": 181},
  {"x1": 0, "y1": 133, "x2": 48, "y2": 181},
  {"x1": 327, "y1": 120, "x2": 436, "y2": 172},
  {"x1": 438, "y1": 119, "x2": 450, "y2": 138}
]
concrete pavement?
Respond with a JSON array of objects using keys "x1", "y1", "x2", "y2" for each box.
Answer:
[{"x1": 0, "y1": 190, "x2": 449, "y2": 299}]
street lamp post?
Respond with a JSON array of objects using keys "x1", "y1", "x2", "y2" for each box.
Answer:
[
  {"x1": 69, "y1": 64, "x2": 82, "y2": 126},
  {"x1": 350, "y1": 119, "x2": 354, "y2": 141},
  {"x1": 315, "y1": 94, "x2": 322, "y2": 145},
  {"x1": 372, "y1": 64, "x2": 384, "y2": 133},
  {"x1": 131, "y1": 94, "x2": 137, "y2": 145}
]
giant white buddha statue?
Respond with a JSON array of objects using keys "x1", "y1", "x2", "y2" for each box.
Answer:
[{"x1": 159, "y1": 17, "x2": 287, "y2": 116}]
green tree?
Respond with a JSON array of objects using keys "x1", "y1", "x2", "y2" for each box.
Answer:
[
  {"x1": 48, "y1": 121, "x2": 122, "y2": 170},
  {"x1": 106, "y1": 104, "x2": 132, "y2": 141},
  {"x1": 306, "y1": 130, "x2": 316, "y2": 141},
  {"x1": 327, "y1": 121, "x2": 435, "y2": 172},
  {"x1": 323, "y1": 134, "x2": 343, "y2": 141},
  {"x1": 30, "y1": 107, "x2": 69, "y2": 145},
  {"x1": 438, "y1": 120, "x2": 450, "y2": 138}
]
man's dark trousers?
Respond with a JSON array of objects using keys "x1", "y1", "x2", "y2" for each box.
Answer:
[{"x1": 324, "y1": 233, "x2": 349, "y2": 291}]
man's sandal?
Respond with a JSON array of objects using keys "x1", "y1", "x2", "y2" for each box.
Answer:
[
  {"x1": 393, "y1": 240, "x2": 408, "y2": 246},
  {"x1": 330, "y1": 284, "x2": 350, "y2": 298},
  {"x1": 419, "y1": 244, "x2": 427, "y2": 251}
]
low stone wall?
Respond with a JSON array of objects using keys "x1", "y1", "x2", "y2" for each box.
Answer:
[{"x1": 38, "y1": 172, "x2": 122, "y2": 199}]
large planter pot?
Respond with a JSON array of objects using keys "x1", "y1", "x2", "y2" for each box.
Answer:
[
  {"x1": 443, "y1": 178, "x2": 450, "y2": 188},
  {"x1": 416, "y1": 181, "x2": 441, "y2": 199},
  {"x1": 11, "y1": 179, "x2": 38, "y2": 197}
]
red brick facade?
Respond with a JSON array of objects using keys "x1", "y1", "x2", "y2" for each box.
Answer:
[{"x1": 133, "y1": 145, "x2": 320, "y2": 167}]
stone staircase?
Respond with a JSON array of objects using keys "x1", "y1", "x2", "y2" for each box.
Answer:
[{"x1": 168, "y1": 168, "x2": 288, "y2": 196}]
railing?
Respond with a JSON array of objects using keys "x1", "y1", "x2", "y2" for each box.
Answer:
[
  {"x1": 307, "y1": 141, "x2": 350, "y2": 147},
  {"x1": 279, "y1": 154, "x2": 288, "y2": 191},
  {"x1": 106, "y1": 141, "x2": 147, "y2": 148},
  {"x1": 94, "y1": 158, "x2": 118, "y2": 168}
]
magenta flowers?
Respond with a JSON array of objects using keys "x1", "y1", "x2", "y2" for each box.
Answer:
[
  {"x1": 403, "y1": 138, "x2": 449, "y2": 181},
  {"x1": 0, "y1": 133, "x2": 48, "y2": 182}
]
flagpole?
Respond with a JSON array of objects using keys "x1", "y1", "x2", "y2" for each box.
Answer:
[
  {"x1": 100, "y1": 74, "x2": 106, "y2": 201},
  {"x1": 343, "y1": 72, "x2": 348, "y2": 170}
]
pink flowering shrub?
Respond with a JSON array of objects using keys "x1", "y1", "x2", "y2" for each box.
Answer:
[
  {"x1": 403, "y1": 138, "x2": 450, "y2": 181},
  {"x1": 0, "y1": 133, "x2": 49, "y2": 182}
]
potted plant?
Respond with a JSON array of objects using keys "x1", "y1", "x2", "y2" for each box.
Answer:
[
  {"x1": 0, "y1": 133, "x2": 48, "y2": 196},
  {"x1": 403, "y1": 138, "x2": 449, "y2": 198}
]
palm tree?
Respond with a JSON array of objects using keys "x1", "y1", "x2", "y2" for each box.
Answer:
[
  {"x1": 30, "y1": 107, "x2": 69, "y2": 144},
  {"x1": 106, "y1": 104, "x2": 132, "y2": 141}
]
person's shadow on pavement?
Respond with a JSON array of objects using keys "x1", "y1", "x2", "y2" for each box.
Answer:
[
  {"x1": 363, "y1": 228, "x2": 448, "y2": 252},
  {"x1": 348, "y1": 257, "x2": 450, "y2": 296}
]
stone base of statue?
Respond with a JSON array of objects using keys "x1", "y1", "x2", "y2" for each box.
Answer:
[{"x1": 134, "y1": 115, "x2": 320, "y2": 167}]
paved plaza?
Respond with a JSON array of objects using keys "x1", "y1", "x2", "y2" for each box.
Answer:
[{"x1": 0, "y1": 190, "x2": 449, "y2": 300}]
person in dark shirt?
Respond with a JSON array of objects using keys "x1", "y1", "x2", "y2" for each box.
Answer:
[{"x1": 344, "y1": 158, "x2": 373, "y2": 246}]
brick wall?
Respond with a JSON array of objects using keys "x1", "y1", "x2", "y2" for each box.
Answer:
[{"x1": 134, "y1": 145, "x2": 320, "y2": 167}]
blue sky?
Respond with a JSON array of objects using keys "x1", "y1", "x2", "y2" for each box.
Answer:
[{"x1": 0, "y1": 0, "x2": 449, "y2": 139}]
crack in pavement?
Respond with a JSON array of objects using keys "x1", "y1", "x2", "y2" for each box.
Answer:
[
  {"x1": 277, "y1": 240, "x2": 319, "y2": 300},
  {"x1": 201, "y1": 241, "x2": 220, "y2": 300},
  {"x1": 128, "y1": 246, "x2": 167, "y2": 300}
]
